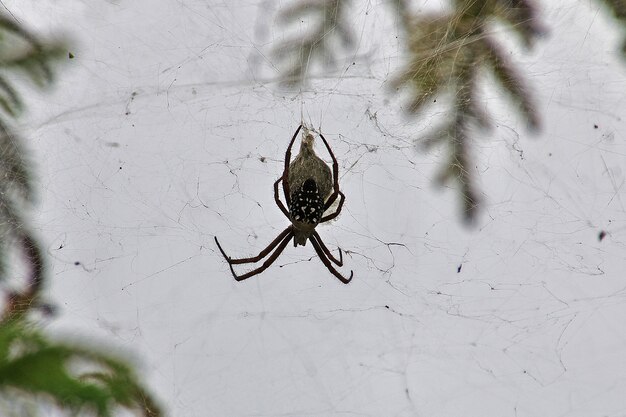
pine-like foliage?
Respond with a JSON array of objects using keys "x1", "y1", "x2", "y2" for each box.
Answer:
[
  {"x1": 272, "y1": 0, "x2": 626, "y2": 222},
  {"x1": 273, "y1": 0, "x2": 354, "y2": 86},
  {"x1": 0, "y1": 12, "x2": 163, "y2": 417},
  {"x1": 599, "y1": 0, "x2": 626, "y2": 55},
  {"x1": 0, "y1": 12, "x2": 64, "y2": 286},
  {"x1": 0, "y1": 321, "x2": 161, "y2": 417},
  {"x1": 390, "y1": 0, "x2": 543, "y2": 222}
]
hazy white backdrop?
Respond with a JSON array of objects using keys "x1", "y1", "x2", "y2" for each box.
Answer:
[{"x1": 10, "y1": 0, "x2": 626, "y2": 416}]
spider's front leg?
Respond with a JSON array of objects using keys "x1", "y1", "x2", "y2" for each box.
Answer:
[
  {"x1": 282, "y1": 124, "x2": 303, "y2": 207},
  {"x1": 274, "y1": 177, "x2": 290, "y2": 219},
  {"x1": 318, "y1": 132, "x2": 341, "y2": 209}
]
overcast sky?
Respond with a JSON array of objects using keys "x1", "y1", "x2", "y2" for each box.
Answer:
[{"x1": 11, "y1": 0, "x2": 626, "y2": 415}]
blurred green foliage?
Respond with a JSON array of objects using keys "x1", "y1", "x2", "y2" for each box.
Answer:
[
  {"x1": 273, "y1": 0, "x2": 626, "y2": 222},
  {"x1": 0, "y1": 321, "x2": 160, "y2": 417},
  {"x1": 273, "y1": 0, "x2": 353, "y2": 86},
  {"x1": 0, "y1": 11, "x2": 162, "y2": 417}
]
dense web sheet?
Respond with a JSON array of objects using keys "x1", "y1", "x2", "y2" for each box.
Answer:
[{"x1": 11, "y1": 0, "x2": 626, "y2": 416}]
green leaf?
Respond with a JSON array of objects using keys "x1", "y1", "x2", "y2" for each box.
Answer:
[
  {"x1": 0, "y1": 322, "x2": 162, "y2": 417},
  {"x1": 0, "y1": 75, "x2": 23, "y2": 117}
]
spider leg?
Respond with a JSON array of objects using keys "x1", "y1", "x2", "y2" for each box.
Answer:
[
  {"x1": 214, "y1": 227, "x2": 293, "y2": 281},
  {"x1": 311, "y1": 230, "x2": 344, "y2": 266},
  {"x1": 318, "y1": 131, "x2": 341, "y2": 210},
  {"x1": 229, "y1": 232, "x2": 293, "y2": 281},
  {"x1": 282, "y1": 125, "x2": 302, "y2": 207},
  {"x1": 309, "y1": 233, "x2": 353, "y2": 284},
  {"x1": 320, "y1": 191, "x2": 345, "y2": 222},
  {"x1": 215, "y1": 227, "x2": 291, "y2": 264},
  {"x1": 274, "y1": 177, "x2": 290, "y2": 219}
]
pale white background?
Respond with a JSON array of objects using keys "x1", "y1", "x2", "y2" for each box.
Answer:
[{"x1": 9, "y1": 0, "x2": 626, "y2": 416}]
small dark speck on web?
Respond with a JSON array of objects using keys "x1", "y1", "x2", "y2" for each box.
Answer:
[
  {"x1": 385, "y1": 305, "x2": 389, "y2": 309},
  {"x1": 457, "y1": 264, "x2": 462, "y2": 273},
  {"x1": 74, "y1": 261, "x2": 80, "y2": 266},
  {"x1": 598, "y1": 230, "x2": 607, "y2": 241},
  {"x1": 58, "y1": 244, "x2": 63, "y2": 249},
  {"x1": 39, "y1": 303, "x2": 56, "y2": 316},
  {"x1": 594, "y1": 124, "x2": 598, "y2": 129},
  {"x1": 259, "y1": 156, "x2": 266, "y2": 163}
]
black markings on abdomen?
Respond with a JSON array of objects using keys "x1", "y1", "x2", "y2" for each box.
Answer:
[{"x1": 290, "y1": 178, "x2": 324, "y2": 224}]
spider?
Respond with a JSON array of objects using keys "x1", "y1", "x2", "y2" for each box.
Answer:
[{"x1": 214, "y1": 124, "x2": 353, "y2": 284}]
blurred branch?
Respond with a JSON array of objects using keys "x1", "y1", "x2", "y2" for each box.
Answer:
[
  {"x1": 0, "y1": 112, "x2": 48, "y2": 322},
  {"x1": 390, "y1": 0, "x2": 543, "y2": 222},
  {"x1": 0, "y1": 9, "x2": 164, "y2": 417},
  {"x1": 454, "y1": 0, "x2": 545, "y2": 47},
  {"x1": 273, "y1": 0, "x2": 353, "y2": 86},
  {"x1": 596, "y1": 0, "x2": 626, "y2": 55},
  {"x1": 0, "y1": 9, "x2": 67, "y2": 321},
  {"x1": 1, "y1": 233, "x2": 46, "y2": 323},
  {"x1": 0, "y1": 15, "x2": 66, "y2": 114}
]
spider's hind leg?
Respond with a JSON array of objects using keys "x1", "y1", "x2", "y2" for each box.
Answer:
[
  {"x1": 309, "y1": 233, "x2": 353, "y2": 284},
  {"x1": 312, "y1": 230, "x2": 343, "y2": 266},
  {"x1": 214, "y1": 226, "x2": 293, "y2": 281}
]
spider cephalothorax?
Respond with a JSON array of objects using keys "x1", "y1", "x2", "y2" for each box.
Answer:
[{"x1": 215, "y1": 124, "x2": 353, "y2": 284}]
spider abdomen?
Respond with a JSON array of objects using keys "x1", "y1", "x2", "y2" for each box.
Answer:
[
  {"x1": 288, "y1": 132, "x2": 333, "y2": 201},
  {"x1": 290, "y1": 178, "x2": 324, "y2": 225}
]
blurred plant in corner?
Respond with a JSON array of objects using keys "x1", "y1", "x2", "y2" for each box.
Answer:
[
  {"x1": 0, "y1": 13, "x2": 162, "y2": 417},
  {"x1": 272, "y1": 0, "x2": 626, "y2": 223}
]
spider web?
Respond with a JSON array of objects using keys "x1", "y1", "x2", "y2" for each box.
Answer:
[{"x1": 12, "y1": 0, "x2": 626, "y2": 416}]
